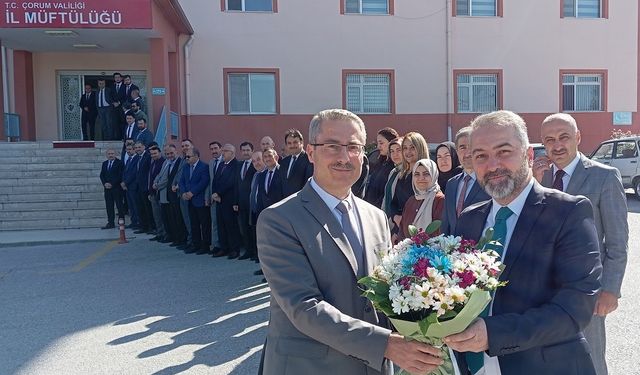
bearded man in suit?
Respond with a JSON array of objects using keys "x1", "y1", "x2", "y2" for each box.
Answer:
[
  {"x1": 445, "y1": 110, "x2": 602, "y2": 375},
  {"x1": 533, "y1": 113, "x2": 628, "y2": 375},
  {"x1": 257, "y1": 109, "x2": 443, "y2": 375}
]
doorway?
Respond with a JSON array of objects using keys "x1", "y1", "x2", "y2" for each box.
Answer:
[{"x1": 57, "y1": 71, "x2": 147, "y2": 141}]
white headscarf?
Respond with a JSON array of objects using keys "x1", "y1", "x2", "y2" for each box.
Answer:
[{"x1": 412, "y1": 159, "x2": 440, "y2": 231}]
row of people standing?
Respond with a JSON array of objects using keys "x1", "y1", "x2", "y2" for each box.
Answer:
[{"x1": 80, "y1": 72, "x2": 146, "y2": 141}]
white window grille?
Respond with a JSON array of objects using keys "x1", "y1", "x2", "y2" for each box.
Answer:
[
  {"x1": 346, "y1": 73, "x2": 391, "y2": 114},
  {"x1": 345, "y1": 0, "x2": 389, "y2": 14},
  {"x1": 562, "y1": 74, "x2": 602, "y2": 112},
  {"x1": 563, "y1": 0, "x2": 601, "y2": 18},
  {"x1": 456, "y1": 0, "x2": 496, "y2": 16},
  {"x1": 456, "y1": 74, "x2": 498, "y2": 113},
  {"x1": 228, "y1": 73, "x2": 276, "y2": 114},
  {"x1": 226, "y1": 0, "x2": 273, "y2": 12}
]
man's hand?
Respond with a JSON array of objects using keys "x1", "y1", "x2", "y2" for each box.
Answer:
[
  {"x1": 185, "y1": 192, "x2": 193, "y2": 199},
  {"x1": 595, "y1": 291, "x2": 619, "y2": 316},
  {"x1": 444, "y1": 318, "x2": 489, "y2": 353},
  {"x1": 182, "y1": 192, "x2": 191, "y2": 200},
  {"x1": 233, "y1": 205, "x2": 239, "y2": 212},
  {"x1": 171, "y1": 185, "x2": 178, "y2": 192},
  {"x1": 104, "y1": 183, "x2": 112, "y2": 189},
  {"x1": 84, "y1": 106, "x2": 89, "y2": 112},
  {"x1": 384, "y1": 333, "x2": 443, "y2": 374},
  {"x1": 532, "y1": 156, "x2": 551, "y2": 183},
  {"x1": 152, "y1": 183, "x2": 158, "y2": 190}
]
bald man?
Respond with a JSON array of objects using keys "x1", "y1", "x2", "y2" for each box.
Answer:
[{"x1": 211, "y1": 144, "x2": 243, "y2": 259}]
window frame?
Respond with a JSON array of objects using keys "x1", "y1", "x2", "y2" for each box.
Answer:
[
  {"x1": 340, "y1": 0, "x2": 394, "y2": 15},
  {"x1": 452, "y1": 0, "x2": 503, "y2": 17},
  {"x1": 223, "y1": 68, "x2": 280, "y2": 115},
  {"x1": 453, "y1": 69, "x2": 503, "y2": 114},
  {"x1": 221, "y1": 0, "x2": 278, "y2": 13},
  {"x1": 342, "y1": 69, "x2": 395, "y2": 115},
  {"x1": 560, "y1": 0, "x2": 608, "y2": 19},
  {"x1": 559, "y1": 69, "x2": 607, "y2": 113}
]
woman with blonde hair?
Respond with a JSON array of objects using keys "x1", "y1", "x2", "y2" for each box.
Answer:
[
  {"x1": 389, "y1": 132, "x2": 429, "y2": 237},
  {"x1": 398, "y1": 158, "x2": 445, "y2": 240}
]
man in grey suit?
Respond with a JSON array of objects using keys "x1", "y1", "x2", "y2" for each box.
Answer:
[
  {"x1": 206, "y1": 141, "x2": 224, "y2": 254},
  {"x1": 257, "y1": 109, "x2": 443, "y2": 375},
  {"x1": 441, "y1": 126, "x2": 490, "y2": 235},
  {"x1": 533, "y1": 113, "x2": 628, "y2": 375}
]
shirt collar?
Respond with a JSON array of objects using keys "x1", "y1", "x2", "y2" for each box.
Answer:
[
  {"x1": 552, "y1": 153, "x2": 581, "y2": 178},
  {"x1": 463, "y1": 171, "x2": 476, "y2": 181},
  {"x1": 489, "y1": 177, "x2": 534, "y2": 220},
  {"x1": 310, "y1": 177, "x2": 354, "y2": 212},
  {"x1": 291, "y1": 151, "x2": 303, "y2": 158}
]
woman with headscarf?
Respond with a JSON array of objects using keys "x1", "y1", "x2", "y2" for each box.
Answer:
[
  {"x1": 364, "y1": 127, "x2": 399, "y2": 208},
  {"x1": 389, "y1": 132, "x2": 430, "y2": 233},
  {"x1": 435, "y1": 141, "x2": 462, "y2": 191},
  {"x1": 398, "y1": 158, "x2": 445, "y2": 240}
]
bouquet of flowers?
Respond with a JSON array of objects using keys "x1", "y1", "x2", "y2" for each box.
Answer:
[{"x1": 359, "y1": 221, "x2": 506, "y2": 375}]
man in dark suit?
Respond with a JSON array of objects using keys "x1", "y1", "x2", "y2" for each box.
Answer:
[
  {"x1": 135, "y1": 118, "x2": 154, "y2": 148},
  {"x1": 96, "y1": 78, "x2": 115, "y2": 141},
  {"x1": 211, "y1": 144, "x2": 242, "y2": 258},
  {"x1": 179, "y1": 148, "x2": 211, "y2": 253},
  {"x1": 441, "y1": 126, "x2": 490, "y2": 235},
  {"x1": 534, "y1": 113, "x2": 628, "y2": 375},
  {"x1": 123, "y1": 75, "x2": 140, "y2": 102},
  {"x1": 279, "y1": 129, "x2": 313, "y2": 197},
  {"x1": 248, "y1": 150, "x2": 266, "y2": 262},
  {"x1": 148, "y1": 146, "x2": 167, "y2": 242},
  {"x1": 100, "y1": 149, "x2": 124, "y2": 229},
  {"x1": 121, "y1": 144, "x2": 139, "y2": 228},
  {"x1": 133, "y1": 141, "x2": 153, "y2": 234},
  {"x1": 122, "y1": 114, "x2": 139, "y2": 143},
  {"x1": 79, "y1": 84, "x2": 97, "y2": 141},
  {"x1": 156, "y1": 144, "x2": 187, "y2": 246},
  {"x1": 111, "y1": 72, "x2": 127, "y2": 140},
  {"x1": 444, "y1": 110, "x2": 601, "y2": 375},
  {"x1": 256, "y1": 148, "x2": 285, "y2": 217},
  {"x1": 235, "y1": 141, "x2": 257, "y2": 259}
]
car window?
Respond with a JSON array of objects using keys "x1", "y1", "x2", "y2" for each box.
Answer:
[
  {"x1": 614, "y1": 141, "x2": 638, "y2": 159},
  {"x1": 591, "y1": 142, "x2": 614, "y2": 161}
]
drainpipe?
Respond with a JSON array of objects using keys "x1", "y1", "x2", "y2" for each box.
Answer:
[
  {"x1": 2, "y1": 46, "x2": 8, "y2": 112},
  {"x1": 183, "y1": 35, "x2": 194, "y2": 139},
  {"x1": 445, "y1": 0, "x2": 452, "y2": 141}
]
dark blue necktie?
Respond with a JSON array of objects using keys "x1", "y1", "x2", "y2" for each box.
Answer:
[
  {"x1": 335, "y1": 201, "x2": 365, "y2": 278},
  {"x1": 467, "y1": 206, "x2": 514, "y2": 374}
]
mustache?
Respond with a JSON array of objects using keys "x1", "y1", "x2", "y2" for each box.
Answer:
[
  {"x1": 484, "y1": 168, "x2": 512, "y2": 182},
  {"x1": 331, "y1": 162, "x2": 355, "y2": 170}
]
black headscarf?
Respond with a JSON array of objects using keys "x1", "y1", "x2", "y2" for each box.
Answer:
[{"x1": 435, "y1": 141, "x2": 462, "y2": 190}]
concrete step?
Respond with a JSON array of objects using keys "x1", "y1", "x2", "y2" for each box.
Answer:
[
  {"x1": 0, "y1": 217, "x2": 108, "y2": 231},
  {"x1": 0, "y1": 199, "x2": 104, "y2": 211},
  {"x1": 0, "y1": 162, "x2": 102, "y2": 171},
  {"x1": 0, "y1": 191, "x2": 103, "y2": 202},
  {"x1": 0, "y1": 169, "x2": 100, "y2": 178},
  {"x1": 0, "y1": 148, "x2": 105, "y2": 157},
  {"x1": 0, "y1": 184, "x2": 103, "y2": 194},
  {"x1": 0, "y1": 207, "x2": 105, "y2": 220},
  {"x1": 7, "y1": 156, "x2": 105, "y2": 164},
  {"x1": 0, "y1": 176, "x2": 102, "y2": 187}
]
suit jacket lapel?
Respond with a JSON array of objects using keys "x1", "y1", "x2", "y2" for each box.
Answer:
[
  {"x1": 466, "y1": 200, "x2": 491, "y2": 240},
  {"x1": 565, "y1": 154, "x2": 589, "y2": 195},
  {"x1": 353, "y1": 197, "x2": 377, "y2": 275},
  {"x1": 300, "y1": 183, "x2": 359, "y2": 277},
  {"x1": 500, "y1": 183, "x2": 546, "y2": 282},
  {"x1": 464, "y1": 180, "x2": 482, "y2": 206}
]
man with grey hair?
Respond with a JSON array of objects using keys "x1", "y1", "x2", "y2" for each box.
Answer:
[
  {"x1": 260, "y1": 136, "x2": 276, "y2": 151},
  {"x1": 257, "y1": 108, "x2": 444, "y2": 375},
  {"x1": 441, "y1": 126, "x2": 490, "y2": 235},
  {"x1": 211, "y1": 144, "x2": 242, "y2": 258},
  {"x1": 444, "y1": 110, "x2": 601, "y2": 375},
  {"x1": 533, "y1": 112, "x2": 627, "y2": 375}
]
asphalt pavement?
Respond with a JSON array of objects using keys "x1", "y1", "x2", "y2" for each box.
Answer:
[{"x1": 0, "y1": 194, "x2": 638, "y2": 374}]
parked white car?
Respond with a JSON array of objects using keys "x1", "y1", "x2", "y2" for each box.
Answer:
[{"x1": 590, "y1": 136, "x2": 640, "y2": 198}]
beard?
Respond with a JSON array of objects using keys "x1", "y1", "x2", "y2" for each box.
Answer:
[{"x1": 481, "y1": 157, "x2": 530, "y2": 200}]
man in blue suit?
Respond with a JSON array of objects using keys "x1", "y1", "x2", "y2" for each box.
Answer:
[
  {"x1": 441, "y1": 126, "x2": 490, "y2": 235},
  {"x1": 135, "y1": 118, "x2": 154, "y2": 148},
  {"x1": 444, "y1": 110, "x2": 601, "y2": 375},
  {"x1": 133, "y1": 142, "x2": 153, "y2": 234},
  {"x1": 121, "y1": 144, "x2": 139, "y2": 228},
  {"x1": 179, "y1": 148, "x2": 211, "y2": 254}
]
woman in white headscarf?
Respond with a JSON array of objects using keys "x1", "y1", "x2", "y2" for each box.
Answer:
[{"x1": 398, "y1": 158, "x2": 445, "y2": 240}]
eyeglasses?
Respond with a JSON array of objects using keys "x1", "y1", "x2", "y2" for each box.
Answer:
[{"x1": 310, "y1": 143, "x2": 365, "y2": 156}]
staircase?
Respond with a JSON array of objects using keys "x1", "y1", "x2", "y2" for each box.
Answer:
[{"x1": 0, "y1": 141, "x2": 123, "y2": 230}]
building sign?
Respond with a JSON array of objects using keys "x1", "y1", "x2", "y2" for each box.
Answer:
[
  {"x1": 152, "y1": 87, "x2": 166, "y2": 96},
  {"x1": 613, "y1": 112, "x2": 633, "y2": 126},
  {"x1": 1, "y1": 0, "x2": 152, "y2": 29}
]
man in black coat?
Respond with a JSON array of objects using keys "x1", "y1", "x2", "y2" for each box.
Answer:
[
  {"x1": 133, "y1": 141, "x2": 153, "y2": 234},
  {"x1": 279, "y1": 129, "x2": 313, "y2": 197},
  {"x1": 235, "y1": 141, "x2": 257, "y2": 259},
  {"x1": 79, "y1": 84, "x2": 97, "y2": 141},
  {"x1": 211, "y1": 144, "x2": 242, "y2": 258},
  {"x1": 100, "y1": 149, "x2": 124, "y2": 229},
  {"x1": 96, "y1": 78, "x2": 116, "y2": 140}
]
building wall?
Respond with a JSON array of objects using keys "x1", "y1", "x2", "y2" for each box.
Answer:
[
  {"x1": 31, "y1": 52, "x2": 150, "y2": 140},
  {"x1": 177, "y1": 0, "x2": 639, "y2": 153}
]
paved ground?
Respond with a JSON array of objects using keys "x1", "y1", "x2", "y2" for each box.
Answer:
[{"x1": 0, "y1": 194, "x2": 638, "y2": 374}]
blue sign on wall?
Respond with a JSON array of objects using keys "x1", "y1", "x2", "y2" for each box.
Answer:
[
  {"x1": 152, "y1": 87, "x2": 166, "y2": 96},
  {"x1": 613, "y1": 112, "x2": 632, "y2": 126}
]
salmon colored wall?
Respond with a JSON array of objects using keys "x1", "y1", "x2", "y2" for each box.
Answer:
[{"x1": 13, "y1": 51, "x2": 36, "y2": 141}]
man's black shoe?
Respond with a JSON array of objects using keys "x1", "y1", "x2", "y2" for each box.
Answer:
[
  {"x1": 159, "y1": 239, "x2": 172, "y2": 244},
  {"x1": 183, "y1": 246, "x2": 197, "y2": 254},
  {"x1": 227, "y1": 251, "x2": 239, "y2": 259},
  {"x1": 101, "y1": 224, "x2": 115, "y2": 230},
  {"x1": 149, "y1": 236, "x2": 160, "y2": 241},
  {"x1": 133, "y1": 230, "x2": 146, "y2": 234},
  {"x1": 253, "y1": 269, "x2": 263, "y2": 275},
  {"x1": 238, "y1": 253, "x2": 252, "y2": 260},
  {"x1": 212, "y1": 250, "x2": 227, "y2": 257}
]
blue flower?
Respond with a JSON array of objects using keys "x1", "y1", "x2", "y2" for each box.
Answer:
[{"x1": 400, "y1": 244, "x2": 450, "y2": 275}]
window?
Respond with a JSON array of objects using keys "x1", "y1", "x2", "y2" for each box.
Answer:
[
  {"x1": 455, "y1": 72, "x2": 500, "y2": 113},
  {"x1": 225, "y1": 69, "x2": 279, "y2": 114},
  {"x1": 562, "y1": 0, "x2": 603, "y2": 18},
  {"x1": 343, "y1": 71, "x2": 394, "y2": 114},
  {"x1": 561, "y1": 73, "x2": 604, "y2": 112},
  {"x1": 615, "y1": 141, "x2": 637, "y2": 159},
  {"x1": 344, "y1": 0, "x2": 390, "y2": 14},
  {"x1": 455, "y1": 0, "x2": 497, "y2": 16},
  {"x1": 591, "y1": 142, "x2": 613, "y2": 161},
  {"x1": 224, "y1": 0, "x2": 275, "y2": 12}
]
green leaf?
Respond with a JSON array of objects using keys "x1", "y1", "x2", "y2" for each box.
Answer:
[
  {"x1": 425, "y1": 220, "x2": 441, "y2": 235},
  {"x1": 478, "y1": 227, "x2": 494, "y2": 249},
  {"x1": 408, "y1": 225, "x2": 418, "y2": 237}
]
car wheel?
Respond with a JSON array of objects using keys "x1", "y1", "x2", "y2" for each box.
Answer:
[{"x1": 635, "y1": 179, "x2": 640, "y2": 200}]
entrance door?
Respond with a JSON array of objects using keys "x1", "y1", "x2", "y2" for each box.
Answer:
[{"x1": 58, "y1": 71, "x2": 148, "y2": 141}]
